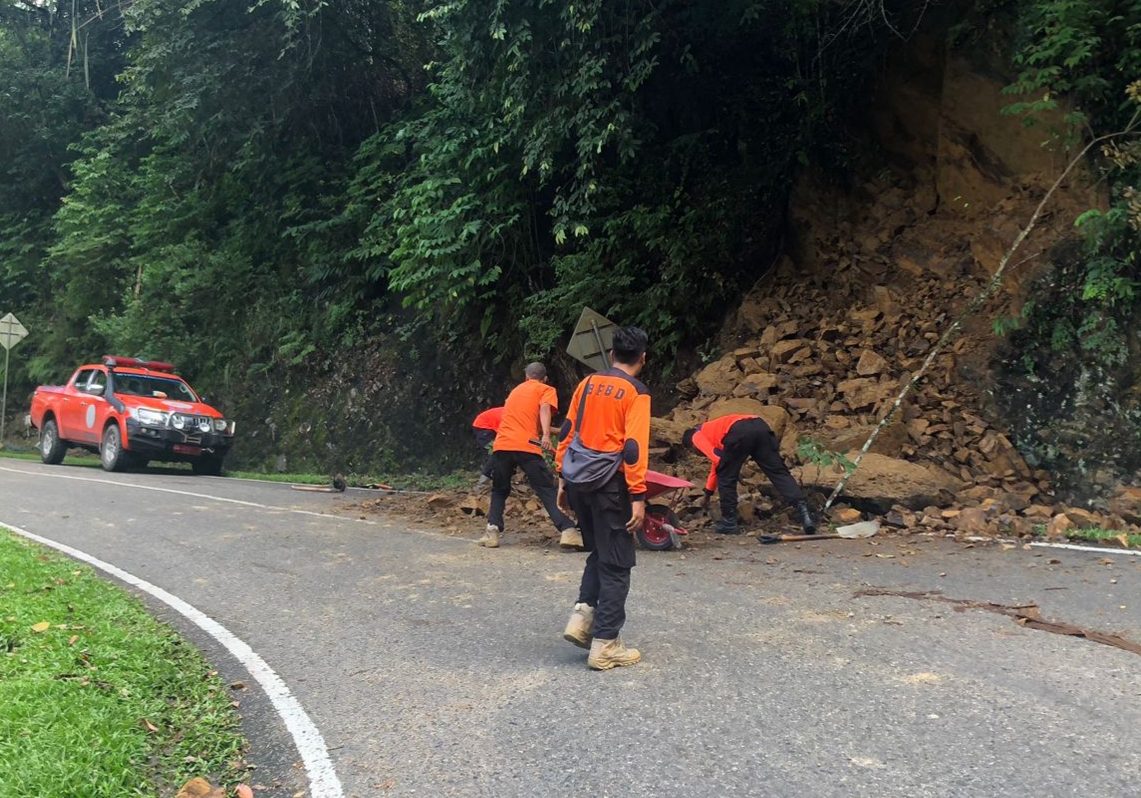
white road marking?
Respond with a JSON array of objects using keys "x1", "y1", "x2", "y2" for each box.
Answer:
[
  {"x1": 0, "y1": 464, "x2": 460, "y2": 541},
  {"x1": 1028, "y1": 541, "x2": 1141, "y2": 557},
  {"x1": 1, "y1": 521, "x2": 345, "y2": 798}
]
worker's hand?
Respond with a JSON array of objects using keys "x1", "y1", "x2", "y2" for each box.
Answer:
[
  {"x1": 541, "y1": 435, "x2": 554, "y2": 453},
  {"x1": 557, "y1": 482, "x2": 572, "y2": 516},
  {"x1": 626, "y1": 500, "x2": 645, "y2": 534},
  {"x1": 700, "y1": 491, "x2": 712, "y2": 510}
]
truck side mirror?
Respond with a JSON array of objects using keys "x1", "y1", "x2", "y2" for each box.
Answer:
[{"x1": 89, "y1": 383, "x2": 106, "y2": 396}]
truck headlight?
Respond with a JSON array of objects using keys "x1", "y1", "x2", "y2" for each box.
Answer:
[
  {"x1": 132, "y1": 407, "x2": 169, "y2": 426},
  {"x1": 196, "y1": 417, "x2": 212, "y2": 433},
  {"x1": 213, "y1": 418, "x2": 229, "y2": 433},
  {"x1": 171, "y1": 413, "x2": 187, "y2": 430}
]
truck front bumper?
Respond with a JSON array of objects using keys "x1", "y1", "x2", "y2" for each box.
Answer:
[{"x1": 125, "y1": 419, "x2": 234, "y2": 460}]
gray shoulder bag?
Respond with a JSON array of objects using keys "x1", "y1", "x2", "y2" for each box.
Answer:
[{"x1": 561, "y1": 376, "x2": 624, "y2": 490}]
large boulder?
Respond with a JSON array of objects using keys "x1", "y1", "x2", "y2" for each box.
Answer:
[
  {"x1": 793, "y1": 452, "x2": 962, "y2": 512},
  {"x1": 822, "y1": 421, "x2": 909, "y2": 458},
  {"x1": 650, "y1": 417, "x2": 689, "y2": 446},
  {"x1": 694, "y1": 355, "x2": 744, "y2": 396}
]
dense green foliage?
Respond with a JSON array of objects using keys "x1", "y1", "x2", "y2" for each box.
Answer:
[
  {"x1": 1001, "y1": 0, "x2": 1141, "y2": 368},
  {"x1": 9, "y1": 0, "x2": 1137, "y2": 475},
  {"x1": 2, "y1": 0, "x2": 912, "y2": 469}
]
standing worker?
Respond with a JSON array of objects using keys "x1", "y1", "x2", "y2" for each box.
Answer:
[
  {"x1": 682, "y1": 414, "x2": 817, "y2": 537},
  {"x1": 556, "y1": 327, "x2": 651, "y2": 670},
  {"x1": 481, "y1": 363, "x2": 582, "y2": 550},
  {"x1": 471, "y1": 406, "x2": 503, "y2": 489}
]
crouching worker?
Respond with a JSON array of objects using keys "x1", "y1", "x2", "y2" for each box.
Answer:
[
  {"x1": 556, "y1": 327, "x2": 651, "y2": 670},
  {"x1": 471, "y1": 406, "x2": 503, "y2": 489},
  {"x1": 683, "y1": 414, "x2": 816, "y2": 537}
]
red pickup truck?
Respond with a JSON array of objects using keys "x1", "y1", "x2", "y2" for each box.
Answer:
[{"x1": 30, "y1": 356, "x2": 235, "y2": 475}]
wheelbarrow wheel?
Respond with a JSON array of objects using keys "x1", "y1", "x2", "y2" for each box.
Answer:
[{"x1": 639, "y1": 504, "x2": 682, "y2": 551}]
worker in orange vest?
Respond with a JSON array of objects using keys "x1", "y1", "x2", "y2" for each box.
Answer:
[
  {"x1": 556, "y1": 327, "x2": 651, "y2": 670},
  {"x1": 480, "y1": 363, "x2": 581, "y2": 550},
  {"x1": 683, "y1": 415, "x2": 816, "y2": 536}
]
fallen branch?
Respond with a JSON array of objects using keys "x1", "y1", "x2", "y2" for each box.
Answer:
[{"x1": 855, "y1": 587, "x2": 1141, "y2": 657}]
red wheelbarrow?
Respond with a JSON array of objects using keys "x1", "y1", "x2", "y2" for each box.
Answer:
[{"x1": 638, "y1": 470, "x2": 694, "y2": 551}]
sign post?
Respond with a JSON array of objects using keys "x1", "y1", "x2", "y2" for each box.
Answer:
[
  {"x1": 566, "y1": 307, "x2": 618, "y2": 372},
  {"x1": 0, "y1": 313, "x2": 30, "y2": 444}
]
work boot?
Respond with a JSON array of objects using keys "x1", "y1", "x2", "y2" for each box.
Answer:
[
  {"x1": 559, "y1": 527, "x2": 585, "y2": 551},
  {"x1": 714, "y1": 517, "x2": 740, "y2": 535},
  {"x1": 477, "y1": 523, "x2": 500, "y2": 548},
  {"x1": 475, "y1": 473, "x2": 490, "y2": 491},
  {"x1": 562, "y1": 602, "x2": 594, "y2": 648},
  {"x1": 796, "y1": 501, "x2": 818, "y2": 534},
  {"x1": 587, "y1": 636, "x2": 642, "y2": 670}
]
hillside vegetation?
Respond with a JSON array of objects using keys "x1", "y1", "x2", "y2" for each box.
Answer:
[{"x1": 1, "y1": 0, "x2": 1139, "y2": 491}]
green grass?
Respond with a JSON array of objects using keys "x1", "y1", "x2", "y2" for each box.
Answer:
[
  {"x1": 227, "y1": 468, "x2": 475, "y2": 491},
  {"x1": 224, "y1": 470, "x2": 331, "y2": 485},
  {"x1": 0, "y1": 530, "x2": 246, "y2": 797},
  {"x1": 0, "y1": 448, "x2": 101, "y2": 467},
  {"x1": 1064, "y1": 527, "x2": 1141, "y2": 548},
  {"x1": 1, "y1": 445, "x2": 475, "y2": 490},
  {"x1": 1032, "y1": 525, "x2": 1141, "y2": 548}
]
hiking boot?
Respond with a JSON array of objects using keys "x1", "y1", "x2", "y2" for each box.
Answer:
[
  {"x1": 795, "y1": 501, "x2": 817, "y2": 534},
  {"x1": 563, "y1": 602, "x2": 594, "y2": 648},
  {"x1": 559, "y1": 527, "x2": 585, "y2": 551},
  {"x1": 477, "y1": 523, "x2": 500, "y2": 548},
  {"x1": 714, "y1": 517, "x2": 741, "y2": 535},
  {"x1": 587, "y1": 636, "x2": 642, "y2": 670}
]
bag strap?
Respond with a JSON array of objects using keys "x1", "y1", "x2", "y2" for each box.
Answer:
[{"x1": 572, "y1": 376, "x2": 593, "y2": 441}]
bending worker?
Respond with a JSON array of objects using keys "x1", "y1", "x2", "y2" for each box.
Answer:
[
  {"x1": 556, "y1": 327, "x2": 651, "y2": 671},
  {"x1": 683, "y1": 414, "x2": 817, "y2": 537},
  {"x1": 482, "y1": 363, "x2": 582, "y2": 550},
  {"x1": 471, "y1": 405, "x2": 503, "y2": 489}
]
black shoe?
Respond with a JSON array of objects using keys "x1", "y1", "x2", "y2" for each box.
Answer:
[
  {"x1": 714, "y1": 518, "x2": 741, "y2": 535},
  {"x1": 796, "y1": 501, "x2": 817, "y2": 534}
]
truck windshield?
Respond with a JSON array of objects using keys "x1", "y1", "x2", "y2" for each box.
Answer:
[{"x1": 113, "y1": 372, "x2": 198, "y2": 402}]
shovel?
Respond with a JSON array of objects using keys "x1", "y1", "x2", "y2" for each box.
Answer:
[{"x1": 757, "y1": 520, "x2": 880, "y2": 544}]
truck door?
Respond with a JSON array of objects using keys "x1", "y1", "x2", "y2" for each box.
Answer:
[
  {"x1": 85, "y1": 369, "x2": 113, "y2": 443},
  {"x1": 62, "y1": 368, "x2": 102, "y2": 445}
]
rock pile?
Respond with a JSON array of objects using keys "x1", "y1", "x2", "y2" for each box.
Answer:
[{"x1": 646, "y1": 164, "x2": 1137, "y2": 541}]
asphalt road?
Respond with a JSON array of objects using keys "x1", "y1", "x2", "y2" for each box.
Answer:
[{"x1": 2, "y1": 459, "x2": 1140, "y2": 798}]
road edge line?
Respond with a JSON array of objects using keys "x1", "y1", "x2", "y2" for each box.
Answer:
[
  {"x1": 1028, "y1": 541, "x2": 1141, "y2": 557},
  {"x1": 1, "y1": 521, "x2": 345, "y2": 798}
]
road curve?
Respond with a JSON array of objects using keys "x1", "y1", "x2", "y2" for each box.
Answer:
[{"x1": 2, "y1": 460, "x2": 1139, "y2": 798}]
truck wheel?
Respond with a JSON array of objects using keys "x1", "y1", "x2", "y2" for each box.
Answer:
[
  {"x1": 192, "y1": 455, "x2": 223, "y2": 476},
  {"x1": 40, "y1": 419, "x2": 67, "y2": 465},
  {"x1": 100, "y1": 424, "x2": 127, "y2": 472}
]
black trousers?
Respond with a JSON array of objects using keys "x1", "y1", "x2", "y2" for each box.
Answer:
[
  {"x1": 567, "y1": 472, "x2": 636, "y2": 640},
  {"x1": 717, "y1": 418, "x2": 805, "y2": 521},
  {"x1": 473, "y1": 428, "x2": 496, "y2": 478},
  {"x1": 488, "y1": 450, "x2": 575, "y2": 533}
]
